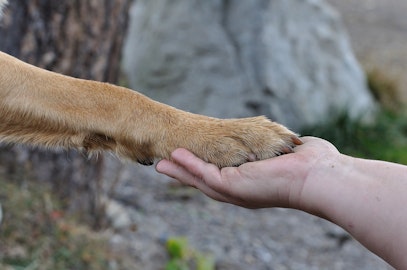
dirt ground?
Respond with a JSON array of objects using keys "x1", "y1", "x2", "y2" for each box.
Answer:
[
  {"x1": 107, "y1": 161, "x2": 393, "y2": 270},
  {"x1": 327, "y1": 0, "x2": 407, "y2": 102}
]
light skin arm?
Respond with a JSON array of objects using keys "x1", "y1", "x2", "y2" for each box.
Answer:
[{"x1": 156, "y1": 137, "x2": 407, "y2": 269}]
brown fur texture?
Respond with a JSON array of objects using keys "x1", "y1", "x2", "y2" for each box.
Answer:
[{"x1": 0, "y1": 51, "x2": 300, "y2": 167}]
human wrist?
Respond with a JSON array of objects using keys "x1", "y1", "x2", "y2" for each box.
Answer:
[{"x1": 296, "y1": 151, "x2": 355, "y2": 220}]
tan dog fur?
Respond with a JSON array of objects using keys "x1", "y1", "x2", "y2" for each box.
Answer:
[{"x1": 0, "y1": 51, "x2": 300, "y2": 167}]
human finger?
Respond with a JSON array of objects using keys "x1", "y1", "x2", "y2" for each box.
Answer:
[{"x1": 156, "y1": 150, "x2": 232, "y2": 203}]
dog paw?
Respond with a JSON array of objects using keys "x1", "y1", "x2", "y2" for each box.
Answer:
[{"x1": 165, "y1": 116, "x2": 302, "y2": 168}]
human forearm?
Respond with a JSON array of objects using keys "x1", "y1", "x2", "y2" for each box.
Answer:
[{"x1": 302, "y1": 155, "x2": 407, "y2": 268}]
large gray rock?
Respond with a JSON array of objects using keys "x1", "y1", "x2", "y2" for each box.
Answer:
[{"x1": 123, "y1": 0, "x2": 376, "y2": 131}]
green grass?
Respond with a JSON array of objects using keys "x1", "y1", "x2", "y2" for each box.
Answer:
[
  {"x1": 165, "y1": 237, "x2": 215, "y2": 270},
  {"x1": 301, "y1": 110, "x2": 407, "y2": 164}
]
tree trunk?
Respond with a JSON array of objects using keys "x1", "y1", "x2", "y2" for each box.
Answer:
[{"x1": 0, "y1": 0, "x2": 132, "y2": 228}]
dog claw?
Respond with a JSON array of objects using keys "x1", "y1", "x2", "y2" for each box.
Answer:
[
  {"x1": 292, "y1": 136, "x2": 303, "y2": 145},
  {"x1": 281, "y1": 146, "x2": 294, "y2": 154},
  {"x1": 248, "y1": 153, "x2": 257, "y2": 162},
  {"x1": 138, "y1": 159, "x2": 154, "y2": 166}
]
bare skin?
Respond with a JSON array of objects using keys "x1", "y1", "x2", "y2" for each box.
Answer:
[{"x1": 156, "y1": 136, "x2": 407, "y2": 269}]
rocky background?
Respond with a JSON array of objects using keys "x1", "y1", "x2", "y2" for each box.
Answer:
[{"x1": 123, "y1": 0, "x2": 376, "y2": 131}]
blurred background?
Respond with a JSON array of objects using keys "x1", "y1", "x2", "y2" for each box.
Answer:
[{"x1": 0, "y1": 0, "x2": 405, "y2": 269}]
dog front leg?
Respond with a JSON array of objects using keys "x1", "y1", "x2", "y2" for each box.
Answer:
[{"x1": 0, "y1": 51, "x2": 300, "y2": 167}]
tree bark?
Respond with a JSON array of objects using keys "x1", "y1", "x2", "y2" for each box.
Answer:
[{"x1": 0, "y1": 0, "x2": 132, "y2": 228}]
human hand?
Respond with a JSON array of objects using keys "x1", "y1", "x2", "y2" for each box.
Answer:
[
  {"x1": 158, "y1": 136, "x2": 407, "y2": 269},
  {"x1": 156, "y1": 137, "x2": 340, "y2": 209}
]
